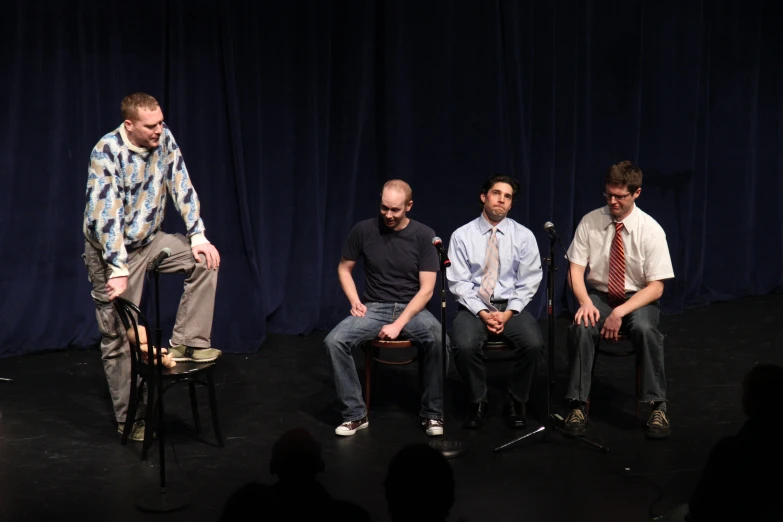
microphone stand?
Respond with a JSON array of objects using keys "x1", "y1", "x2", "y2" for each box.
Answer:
[
  {"x1": 428, "y1": 251, "x2": 467, "y2": 459},
  {"x1": 494, "y1": 235, "x2": 607, "y2": 453},
  {"x1": 136, "y1": 260, "x2": 190, "y2": 512}
]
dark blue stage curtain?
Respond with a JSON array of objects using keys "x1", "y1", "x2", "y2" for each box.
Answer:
[{"x1": 1, "y1": 0, "x2": 781, "y2": 356}]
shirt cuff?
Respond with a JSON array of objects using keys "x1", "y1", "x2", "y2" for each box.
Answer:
[
  {"x1": 506, "y1": 300, "x2": 524, "y2": 315},
  {"x1": 108, "y1": 265, "x2": 130, "y2": 278},
  {"x1": 463, "y1": 297, "x2": 490, "y2": 316},
  {"x1": 189, "y1": 233, "x2": 210, "y2": 247}
]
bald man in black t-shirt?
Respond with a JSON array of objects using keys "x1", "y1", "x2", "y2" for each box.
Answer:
[{"x1": 324, "y1": 180, "x2": 447, "y2": 437}]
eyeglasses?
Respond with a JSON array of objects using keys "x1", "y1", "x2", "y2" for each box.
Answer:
[{"x1": 602, "y1": 191, "x2": 633, "y2": 201}]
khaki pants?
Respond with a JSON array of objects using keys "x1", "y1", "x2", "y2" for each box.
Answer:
[{"x1": 83, "y1": 233, "x2": 218, "y2": 423}]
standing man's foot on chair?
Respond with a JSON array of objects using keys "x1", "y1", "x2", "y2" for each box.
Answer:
[{"x1": 169, "y1": 343, "x2": 222, "y2": 363}]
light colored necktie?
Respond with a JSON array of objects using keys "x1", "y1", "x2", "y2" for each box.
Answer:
[
  {"x1": 478, "y1": 227, "x2": 499, "y2": 308},
  {"x1": 607, "y1": 222, "x2": 626, "y2": 307}
]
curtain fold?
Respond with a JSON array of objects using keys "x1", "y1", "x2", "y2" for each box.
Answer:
[{"x1": 1, "y1": 0, "x2": 780, "y2": 356}]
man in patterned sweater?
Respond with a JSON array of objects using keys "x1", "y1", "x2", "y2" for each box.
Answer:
[{"x1": 83, "y1": 92, "x2": 221, "y2": 440}]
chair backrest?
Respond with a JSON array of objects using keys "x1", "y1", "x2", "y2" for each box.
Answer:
[{"x1": 112, "y1": 298, "x2": 155, "y2": 370}]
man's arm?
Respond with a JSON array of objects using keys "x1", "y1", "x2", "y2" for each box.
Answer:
[
  {"x1": 337, "y1": 258, "x2": 366, "y2": 317},
  {"x1": 162, "y1": 127, "x2": 219, "y2": 268},
  {"x1": 378, "y1": 271, "x2": 436, "y2": 340},
  {"x1": 569, "y1": 262, "x2": 600, "y2": 327},
  {"x1": 505, "y1": 231, "x2": 542, "y2": 314},
  {"x1": 446, "y1": 232, "x2": 490, "y2": 315},
  {"x1": 600, "y1": 280, "x2": 664, "y2": 340},
  {"x1": 86, "y1": 146, "x2": 129, "y2": 299}
]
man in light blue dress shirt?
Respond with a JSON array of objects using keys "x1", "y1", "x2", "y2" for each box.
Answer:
[{"x1": 446, "y1": 175, "x2": 545, "y2": 430}]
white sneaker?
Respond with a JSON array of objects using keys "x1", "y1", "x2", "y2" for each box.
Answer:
[
  {"x1": 422, "y1": 419, "x2": 444, "y2": 436},
  {"x1": 334, "y1": 417, "x2": 369, "y2": 436}
]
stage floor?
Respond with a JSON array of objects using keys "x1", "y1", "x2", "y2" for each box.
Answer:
[{"x1": 2, "y1": 294, "x2": 782, "y2": 522}]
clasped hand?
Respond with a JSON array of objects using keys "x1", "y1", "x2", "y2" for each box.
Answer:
[{"x1": 482, "y1": 310, "x2": 510, "y2": 335}]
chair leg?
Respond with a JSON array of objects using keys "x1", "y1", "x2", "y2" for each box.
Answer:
[
  {"x1": 141, "y1": 381, "x2": 157, "y2": 461},
  {"x1": 206, "y1": 370, "x2": 224, "y2": 447},
  {"x1": 635, "y1": 360, "x2": 643, "y2": 419},
  {"x1": 364, "y1": 345, "x2": 372, "y2": 411},
  {"x1": 189, "y1": 381, "x2": 201, "y2": 433},
  {"x1": 122, "y1": 383, "x2": 139, "y2": 446}
]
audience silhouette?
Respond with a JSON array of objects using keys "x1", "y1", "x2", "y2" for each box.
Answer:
[
  {"x1": 658, "y1": 363, "x2": 783, "y2": 522},
  {"x1": 384, "y1": 443, "x2": 456, "y2": 522},
  {"x1": 219, "y1": 427, "x2": 370, "y2": 521},
  {"x1": 686, "y1": 363, "x2": 783, "y2": 521}
]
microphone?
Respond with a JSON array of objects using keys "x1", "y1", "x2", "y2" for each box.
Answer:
[
  {"x1": 147, "y1": 247, "x2": 172, "y2": 272},
  {"x1": 544, "y1": 221, "x2": 560, "y2": 240},
  {"x1": 432, "y1": 237, "x2": 451, "y2": 267}
]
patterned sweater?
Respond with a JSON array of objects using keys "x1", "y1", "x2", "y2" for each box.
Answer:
[{"x1": 83, "y1": 123, "x2": 208, "y2": 278}]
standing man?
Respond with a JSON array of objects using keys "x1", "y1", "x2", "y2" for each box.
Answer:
[
  {"x1": 447, "y1": 175, "x2": 545, "y2": 429},
  {"x1": 563, "y1": 160, "x2": 675, "y2": 439},
  {"x1": 83, "y1": 92, "x2": 222, "y2": 441},
  {"x1": 324, "y1": 180, "x2": 445, "y2": 437}
]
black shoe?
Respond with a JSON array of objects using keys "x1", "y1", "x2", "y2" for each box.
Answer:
[
  {"x1": 463, "y1": 401, "x2": 489, "y2": 429},
  {"x1": 503, "y1": 396, "x2": 527, "y2": 429},
  {"x1": 563, "y1": 408, "x2": 587, "y2": 436},
  {"x1": 646, "y1": 408, "x2": 671, "y2": 439}
]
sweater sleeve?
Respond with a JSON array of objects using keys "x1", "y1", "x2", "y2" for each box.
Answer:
[
  {"x1": 84, "y1": 142, "x2": 129, "y2": 278},
  {"x1": 163, "y1": 127, "x2": 208, "y2": 243}
]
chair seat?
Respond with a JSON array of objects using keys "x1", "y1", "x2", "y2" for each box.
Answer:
[
  {"x1": 370, "y1": 339, "x2": 413, "y2": 348},
  {"x1": 148, "y1": 361, "x2": 217, "y2": 377},
  {"x1": 595, "y1": 333, "x2": 634, "y2": 357},
  {"x1": 362, "y1": 338, "x2": 419, "y2": 411}
]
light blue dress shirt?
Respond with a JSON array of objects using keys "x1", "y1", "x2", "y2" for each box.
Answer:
[{"x1": 447, "y1": 215, "x2": 542, "y2": 316}]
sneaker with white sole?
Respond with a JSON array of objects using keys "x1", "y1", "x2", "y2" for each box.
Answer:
[
  {"x1": 422, "y1": 419, "x2": 444, "y2": 436},
  {"x1": 168, "y1": 344, "x2": 222, "y2": 363},
  {"x1": 335, "y1": 417, "x2": 369, "y2": 436}
]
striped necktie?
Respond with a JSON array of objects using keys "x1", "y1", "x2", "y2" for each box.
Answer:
[{"x1": 607, "y1": 221, "x2": 626, "y2": 307}]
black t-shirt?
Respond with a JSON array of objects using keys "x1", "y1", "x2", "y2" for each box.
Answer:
[{"x1": 342, "y1": 217, "x2": 440, "y2": 303}]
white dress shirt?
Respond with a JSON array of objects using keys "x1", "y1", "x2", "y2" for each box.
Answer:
[{"x1": 567, "y1": 205, "x2": 674, "y2": 292}]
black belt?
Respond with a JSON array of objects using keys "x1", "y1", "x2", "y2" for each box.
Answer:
[{"x1": 490, "y1": 299, "x2": 508, "y2": 304}]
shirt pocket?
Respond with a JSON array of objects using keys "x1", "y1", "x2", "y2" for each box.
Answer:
[{"x1": 625, "y1": 252, "x2": 646, "y2": 289}]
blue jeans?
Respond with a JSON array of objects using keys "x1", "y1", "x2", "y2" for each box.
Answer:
[
  {"x1": 565, "y1": 290, "x2": 667, "y2": 410},
  {"x1": 324, "y1": 303, "x2": 447, "y2": 422}
]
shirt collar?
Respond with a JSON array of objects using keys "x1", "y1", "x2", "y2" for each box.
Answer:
[
  {"x1": 119, "y1": 124, "x2": 151, "y2": 156},
  {"x1": 600, "y1": 204, "x2": 640, "y2": 233},
  {"x1": 478, "y1": 214, "x2": 510, "y2": 235}
]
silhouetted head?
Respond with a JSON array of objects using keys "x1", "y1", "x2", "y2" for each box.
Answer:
[
  {"x1": 384, "y1": 444, "x2": 455, "y2": 522},
  {"x1": 269, "y1": 427, "x2": 325, "y2": 481},
  {"x1": 218, "y1": 482, "x2": 268, "y2": 522},
  {"x1": 742, "y1": 364, "x2": 783, "y2": 419}
]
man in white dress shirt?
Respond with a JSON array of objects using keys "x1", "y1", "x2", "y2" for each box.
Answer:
[{"x1": 563, "y1": 160, "x2": 675, "y2": 439}]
